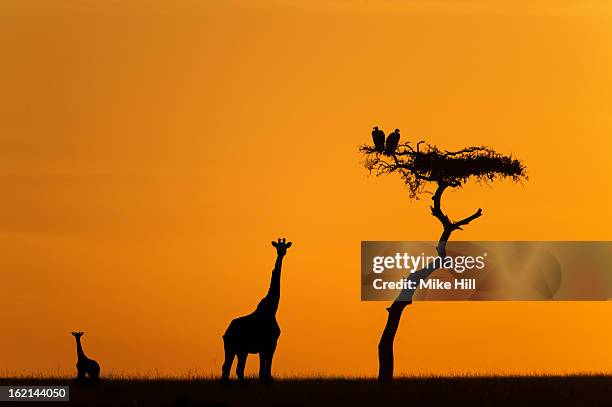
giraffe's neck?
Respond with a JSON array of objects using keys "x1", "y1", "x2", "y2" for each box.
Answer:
[
  {"x1": 75, "y1": 338, "x2": 86, "y2": 360},
  {"x1": 256, "y1": 254, "x2": 284, "y2": 317}
]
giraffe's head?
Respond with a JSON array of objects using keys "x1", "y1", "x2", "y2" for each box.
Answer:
[
  {"x1": 71, "y1": 331, "x2": 84, "y2": 338},
  {"x1": 272, "y1": 238, "x2": 292, "y2": 257}
]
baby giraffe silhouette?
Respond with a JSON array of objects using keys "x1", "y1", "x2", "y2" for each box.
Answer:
[
  {"x1": 222, "y1": 238, "x2": 292, "y2": 382},
  {"x1": 71, "y1": 331, "x2": 100, "y2": 381}
]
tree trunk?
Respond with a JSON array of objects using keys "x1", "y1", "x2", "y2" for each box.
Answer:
[
  {"x1": 378, "y1": 301, "x2": 409, "y2": 383},
  {"x1": 376, "y1": 238, "x2": 449, "y2": 384},
  {"x1": 376, "y1": 183, "x2": 482, "y2": 383}
]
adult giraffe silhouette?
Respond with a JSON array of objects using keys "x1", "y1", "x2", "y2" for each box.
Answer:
[
  {"x1": 71, "y1": 331, "x2": 100, "y2": 381},
  {"x1": 221, "y1": 238, "x2": 292, "y2": 382}
]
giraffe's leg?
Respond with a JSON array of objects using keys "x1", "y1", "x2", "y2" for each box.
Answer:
[
  {"x1": 221, "y1": 342, "x2": 235, "y2": 381},
  {"x1": 258, "y1": 352, "x2": 267, "y2": 380},
  {"x1": 236, "y1": 352, "x2": 247, "y2": 382},
  {"x1": 89, "y1": 362, "x2": 100, "y2": 381},
  {"x1": 262, "y1": 342, "x2": 277, "y2": 382}
]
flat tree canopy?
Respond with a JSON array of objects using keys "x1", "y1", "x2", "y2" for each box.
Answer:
[{"x1": 360, "y1": 140, "x2": 527, "y2": 198}]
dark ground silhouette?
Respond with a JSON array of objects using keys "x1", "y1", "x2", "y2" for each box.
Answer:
[
  {"x1": 221, "y1": 238, "x2": 292, "y2": 382},
  {"x1": 2, "y1": 375, "x2": 609, "y2": 406},
  {"x1": 72, "y1": 331, "x2": 100, "y2": 382}
]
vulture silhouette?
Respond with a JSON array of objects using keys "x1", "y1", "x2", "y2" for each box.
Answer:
[
  {"x1": 372, "y1": 126, "x2": 385, "y2": 153},
  {"x1": 384, "y1": 129, "x2": 400, "y2": 155}
]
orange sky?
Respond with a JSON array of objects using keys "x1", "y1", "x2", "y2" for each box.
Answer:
[{"x1": 1, "y1": 0, "x2": 611, "y2": 377}]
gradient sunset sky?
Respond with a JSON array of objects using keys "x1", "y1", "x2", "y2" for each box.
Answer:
[{"x1": 1, "y1": 0, "x2": 611, "y2": 376}]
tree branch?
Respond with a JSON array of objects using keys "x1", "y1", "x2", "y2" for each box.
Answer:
[
  {"x1": 429, "y1": 183, "x2": 451, "y2": 229},
  {"x1": 452, "y1": 208, "x2": 483, "y2": 230}
]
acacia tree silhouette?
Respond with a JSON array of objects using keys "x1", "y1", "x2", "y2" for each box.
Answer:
[{"x1": 360, "y1": 135, "x2": 527, "y2": 383}]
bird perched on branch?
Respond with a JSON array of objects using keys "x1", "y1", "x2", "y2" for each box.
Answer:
[
  {"x1": 384, "y1": 129, "x2": 400, "y2": 155},
  {"x1": 372, "y1": 126, "x2": 385, "y2": 153}
]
